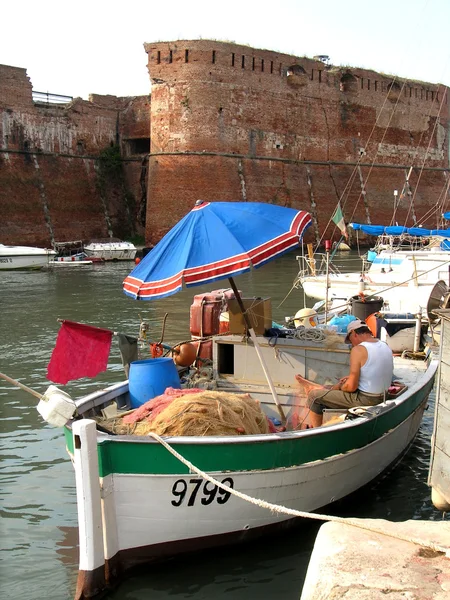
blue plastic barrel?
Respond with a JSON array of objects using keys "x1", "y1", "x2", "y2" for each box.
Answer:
[{"x1": 128, "y1": 358, "x2": 181, "y2": 408}]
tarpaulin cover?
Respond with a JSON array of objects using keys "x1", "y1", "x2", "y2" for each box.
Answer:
[{"x1": 350, "y1": 223, "x2": 450, "y2": 238}]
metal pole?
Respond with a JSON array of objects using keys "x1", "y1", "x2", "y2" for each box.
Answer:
[
  {"x1": 324, "y1": 240, "x2": 331, "y2": 324},
  {"x1": 228, "y1": 277, "x2": 286, "y2": 425}
]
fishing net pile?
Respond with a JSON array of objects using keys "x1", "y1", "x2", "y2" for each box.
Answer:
[{"x1": 99, "y1": 387, "x2": 271, "y2": 436}]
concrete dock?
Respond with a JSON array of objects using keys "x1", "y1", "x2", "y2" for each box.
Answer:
[{"x1": 300, "y1": 519, "x2": 450, "y2": 599}]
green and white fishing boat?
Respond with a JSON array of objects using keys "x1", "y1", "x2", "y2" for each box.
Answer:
[{"x1": 61, "y1": 328, "x2": 437, "y2": 600}]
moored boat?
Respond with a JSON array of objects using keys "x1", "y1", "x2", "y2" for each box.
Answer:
[
  {"x1": 50, "y1": 240, "x2": 105, "y2": 266},
  {"x1": 0, "y1": 244, "x2": 56, "y2": 270},
  {"x1": 296, "y1": 223, "x2": 450, "y2": 314},
  {"x1": 84, "y1": 239, "x2": 137, "y2": 261},
  {"x1": 57, "y1": 324, "x2": 436, "y2": 599}
]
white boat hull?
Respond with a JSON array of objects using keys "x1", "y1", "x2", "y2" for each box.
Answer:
[
  {"x1": 0, "y1": 245, "x2": 56, "y2": 270},
  {"x1": 84, "y1": 242, "x2": 137, "y2": 261},
  {"x1": 301, "y1": 275, "x2": 434, "y2": 313},
  {"x1": 97, "y1": 402, "x2": 425, "y2": 560},
  {"x1": 58, "y1": 333, "x2": 437, "y2": 598},
  {"x1": 300, "y1": 248, "x2": 450, "y2": 313}
]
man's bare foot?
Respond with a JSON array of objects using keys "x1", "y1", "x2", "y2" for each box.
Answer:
[{"x1": 295, "y1": 374, "x2": 324, "y2": 394}]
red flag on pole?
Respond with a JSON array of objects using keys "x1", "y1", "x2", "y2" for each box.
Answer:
[{"x1": 47, "y1": 320, "x2": 113, "y2": 384}]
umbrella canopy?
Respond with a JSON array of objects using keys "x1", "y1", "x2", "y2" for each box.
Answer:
[{"x1": 124, "y1": 201, "x2": 312, "y2": 300}]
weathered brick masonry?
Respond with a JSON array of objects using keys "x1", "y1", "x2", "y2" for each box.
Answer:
[
  {"x1": 0, "y1": 41, "x2": 449, "y2": 248},
  {"x1": 0, "y1": 65, "x2": 149, "y2": 246},
  {"x1": 144, "y1": 40, "x2": 449, "y2": 246}
]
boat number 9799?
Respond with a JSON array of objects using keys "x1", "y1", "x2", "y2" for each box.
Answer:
[{"x1": 171, "y1": 477, "x2": 234, "y2": 507}]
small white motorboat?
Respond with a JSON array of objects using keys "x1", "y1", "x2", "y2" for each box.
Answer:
[
  {"x1": 50, "y1": 253, "x2": 94, "y2": 266},
  {"x1": 84, "y1": 240, "x2": 137, "y2": 261},
  {"x1": 0, "y1": 244, "x2": 56, "y2": 270}
]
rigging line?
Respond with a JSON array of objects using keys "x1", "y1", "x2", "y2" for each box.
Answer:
[
  {"x1": 346, "y1": 79, "x2": 413, "y2": 228},
  {"x1": 314, "y1": 74, "x2": 409, "y2": 252},
  {"x1": 414, "y1": 177, "x2": 450, "y2": 228},
  {"x1": 400, "y1": 82, "x2": 447, "y2": 177},
  {"x1": 403, "y1": 86, "x2": 450, "y2": 227},
  {"x1": 148, "y1": 431, "x2": 449, "y2": 555},
  {"x1": 316, "y1": 96, "x2": 401, "y2": 250}
]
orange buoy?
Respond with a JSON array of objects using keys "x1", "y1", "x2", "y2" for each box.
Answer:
[
  {"x1": 135, "y1": 257, "x2": 141, "y2": 265},
  {"x1": 172, "y1": 342, "x2": 197, "y2": 367}
]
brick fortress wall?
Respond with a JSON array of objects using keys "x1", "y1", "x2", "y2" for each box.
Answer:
[
  {"x1": 144, "y1": 40, "x2": 449, "y2": 247},
  {"x1": 0, "y1": 65, "x2": 150, "y2": 246}
]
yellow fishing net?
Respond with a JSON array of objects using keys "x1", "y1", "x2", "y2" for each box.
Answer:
[{"x1": 99, "y1": 390, "x2": 270, "y2": 437}]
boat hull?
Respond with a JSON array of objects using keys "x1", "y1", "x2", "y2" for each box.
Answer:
[
  {"x1": 84, "y1": 242, "x2": 137, "y2": 261},
  {"x1": 0, "y1": 246, "x2": 56, "y2": 270},
  {"x1": 299, "y1": 249, "x2": 450, "y2": 313}
]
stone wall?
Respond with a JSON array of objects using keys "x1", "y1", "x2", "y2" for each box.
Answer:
[
  {"x1": 144, "y1": 40, "x2": 449, "y2": 246},
  {"x1": 0, "y1": 64, "x2": 150, "y2": 246},
  {"x1": 1, "y1": 42, "x2": 449, "y2": 250}
]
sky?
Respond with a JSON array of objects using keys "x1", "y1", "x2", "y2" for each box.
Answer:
[{"x1": 1, "y1": 0, "x2": 449, "y2": 100}]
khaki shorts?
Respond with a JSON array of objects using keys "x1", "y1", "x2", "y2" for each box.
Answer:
[{"x1": 308, "y1": 388, "x2": 386, "y2": 415}]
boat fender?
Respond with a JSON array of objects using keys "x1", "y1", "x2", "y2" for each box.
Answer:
[
  {"x1": 173, "y1": 342, "x2": 198, "y2": 367},
  {"x1": 37, "y1": 385, "x2": 76, "y2": 427},
  {"x1": 431, "y1": 488, "x2": 450, "y2": 512},
  {"x1": 293, "y1": 308, "x2": 317, "y2": 328}
]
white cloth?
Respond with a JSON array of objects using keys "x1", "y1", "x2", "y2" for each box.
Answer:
[{"x1": 358, "y1": 340, "x2": 393, "y2": 394}]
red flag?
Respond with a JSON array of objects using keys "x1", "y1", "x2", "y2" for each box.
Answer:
[{"x1": 47, "y1": 321, "x2": 113, "y2": 384}]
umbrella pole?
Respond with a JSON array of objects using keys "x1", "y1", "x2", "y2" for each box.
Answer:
[{"x1": 228, "y1": 278, "x2": 286, "y2": 426}]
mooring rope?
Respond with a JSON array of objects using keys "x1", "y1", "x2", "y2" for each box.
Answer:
[{"x1": 148, "y1": 431, "x2": 449, "y2": 555}]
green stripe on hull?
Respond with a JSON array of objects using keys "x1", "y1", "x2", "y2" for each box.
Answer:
[{"x1": 64, "y1": 383, "x2": 431, "y2": 477}]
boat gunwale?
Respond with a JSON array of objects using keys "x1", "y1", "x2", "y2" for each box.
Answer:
[{"x1": 66, "y1": 358, "x2": 438, "y2": 446}]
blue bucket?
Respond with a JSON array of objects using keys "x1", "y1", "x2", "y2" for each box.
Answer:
[{"x1": 128, "y1": 358, "x2": 181, "y2": 408}]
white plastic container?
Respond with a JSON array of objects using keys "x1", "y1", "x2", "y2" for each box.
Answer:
[{"x1": 37, "y1": 385, "x2": 76, "y2": 427}]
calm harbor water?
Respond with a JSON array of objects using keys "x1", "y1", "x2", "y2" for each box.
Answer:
[{"x1": 0, "y1": 250, "x2": 445, "y2": 600}]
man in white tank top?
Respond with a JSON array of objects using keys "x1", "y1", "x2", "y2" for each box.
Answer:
[{"x1": 296, "y1": 319, "x2": 394, "y2": 428}]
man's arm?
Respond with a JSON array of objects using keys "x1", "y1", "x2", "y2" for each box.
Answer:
[{"x1": 338, "y1": 345, "x2": 367, "y2": 392}]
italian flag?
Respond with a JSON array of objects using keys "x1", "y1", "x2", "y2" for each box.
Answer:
[{"x1": 331, "y1": 203, "x2": 348, "y2": 239}]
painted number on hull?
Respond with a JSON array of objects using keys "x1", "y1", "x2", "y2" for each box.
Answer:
[{"x1": 171, "y1": 477, "x2": 234, "y2": 507}]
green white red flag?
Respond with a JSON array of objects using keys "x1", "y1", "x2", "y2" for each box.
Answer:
[{"x1": 331, "y1": 203, "x2": 348, "y2": 239}]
